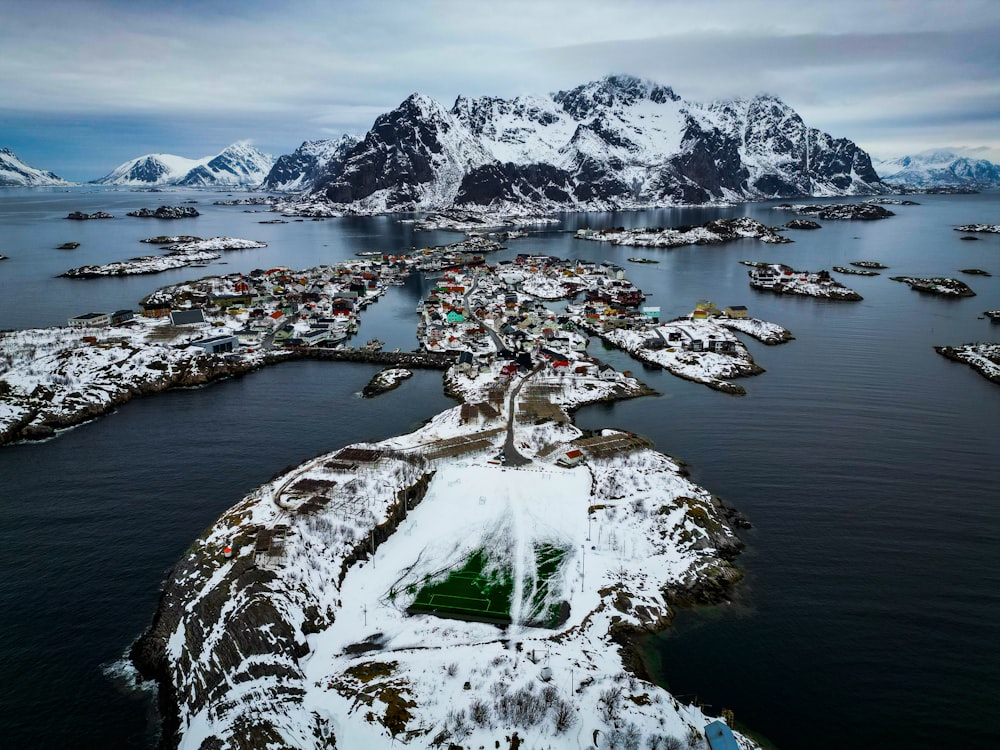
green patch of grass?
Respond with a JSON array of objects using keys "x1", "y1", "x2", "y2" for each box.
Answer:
[
  {"x1": 409, "y1": 545, "x2": 571, "y2": 629},
  {"x1": 409, "y1": 550, "x2": 514, "y2": 625}
]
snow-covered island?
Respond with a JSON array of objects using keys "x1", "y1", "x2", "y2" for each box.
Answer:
[
  {"x1": 889, "y1": 276, "x2": 976, "y2": 297},
  {"x1": 126, "y1": 206, "x2": 201, "y2": 219},
  {"x1": 575, "y1": 217, "x2": 791, "y2": 248},
  {"x1": 61, "y1": 237, "x2": 267, "y2": 278},
  {"x1": 832, "y1": 266, "x2": 879, "y2": 277},
  {"x1": 405, "y1": 209, "x2": 559, "y2": 234},
  {"x1": 130, "y1": 352, "x2": 756, "y2": 750},
  {"x1": 935, "y1": 343, "x2": 1000, "y2": 385},
  {"x1": 783, "y1": 219, "x2": 821, "y2": 230},
  {"x1": 748, "y1": 264, "x2": 863, "y2": 300},
  {"x1": 66, "y1": 211, "x2": 114, "y2": 220},
  {"x1": 140, "y1": 235, "x2": 203, "y2": 244},
  {"x1": 362, "y1": 367, "x2": 413, "y2": 397},
  {"x1": 3, "y1": 239, "x2": 505, "y2": 446},
  {"x1": 773, "y1": 203, "x2": 894, "y2": 221},
  {"x1": 955, "y1": 224, "x2": 1000, "y2": 234}
]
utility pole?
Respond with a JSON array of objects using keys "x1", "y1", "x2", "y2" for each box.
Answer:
[{"x1": 581, "y1": 544, "x2": 585, "y2": 592}]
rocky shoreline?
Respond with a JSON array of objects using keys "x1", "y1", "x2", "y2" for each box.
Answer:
[
  {"x1": 61, "y1": 237, "x2": 267, "y2": 277},
  {"x1": 935, "y1": 344, "x2": 1000, "y2": 385},
  {"x1": 0, "y1": 344, "x2": 460, "y2": 449},
  {"x1": 362, "y1": 367, "x2": 413, "y2": 397},
  {"x1": 126, "y1": 205, "x2": 201, "y2": 219}
]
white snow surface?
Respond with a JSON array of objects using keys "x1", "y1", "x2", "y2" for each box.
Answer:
[
  {"x1": 62, "y1": 237, "x2": 266, "y2": 277},
  {"x1": 93, "y1": 141, "x2": 274, "y2": 186},
  {"x1": 0, "y1": 147, "x2": 69, "y2": 186}
]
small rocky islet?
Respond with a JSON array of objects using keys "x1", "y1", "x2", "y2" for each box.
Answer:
[
  {"x1": 126, "y1": 205, "x2": 201, "y2": 219},
  {"x1": 66, "y1": 211, "x2": 113, "y2": 220},
  {"x1": 773, "y1": 202, "x2": 895, "y2": 221},
  {"x1": 832, "y1": 266, "x2": 879, "y2": 276},
  {"x1": 890, "y1": 276, "x2": 976, "y2": 297},
  {"x1": 362, "y1": 368, "x2": 413, "y2": 397},
  {"x1": 955, "y1": 224, "x2": 1000, "y2": 234},
  {"x1": 575, "y1": 216, "x2": 793, "y2": 247}
]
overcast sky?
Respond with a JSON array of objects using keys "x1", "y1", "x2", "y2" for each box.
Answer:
[{"x1": 2, "y1": 0, "x2": 998, "y2": 181}]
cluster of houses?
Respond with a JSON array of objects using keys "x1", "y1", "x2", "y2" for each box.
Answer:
[
  {"x1": 414, "y1": 252, "x2": 757, "y2": 383},
  {"x1": 417, "y1": 254, "x2": 640, "y2": 381},
  {"x1": 65, "y1": 237, "x2": 504, "y2": 355},
  {"x1": 569, "y1": 289, "x2": 752, "y2": 355}
]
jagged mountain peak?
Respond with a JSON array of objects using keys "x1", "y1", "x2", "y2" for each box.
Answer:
[
  {"x1": 262, "y1": 135, "x2": 360, "y2": 192},
  {"x1": 554, "y1": 74, "x2": 680, "y2": 120},
  {"x1": 93, "y1": 141, "x2": 274, "y2": 187}
]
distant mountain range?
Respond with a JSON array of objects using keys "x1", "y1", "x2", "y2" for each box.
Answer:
[
  {"x1": 9, "y1": 75, "x2": 905, "y2": 208},
  {"x1": 0, "y1": 147, "x2": 69, "y2": 186},
  {"x1": 91, "y1": 141, "x2": 274, "y2": 187},
  {"x1": 873, "y1": 149, "x2": 1000, "y2": 190},
  {"x1": 265, "y1": 74, "x2": 887, "y2": 212}
]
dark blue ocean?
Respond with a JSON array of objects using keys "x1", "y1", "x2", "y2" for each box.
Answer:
[{"x1": 1, "y1": 188, "x2": 998, "y2": 749}]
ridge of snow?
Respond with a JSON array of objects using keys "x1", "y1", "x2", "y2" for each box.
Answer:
[
  {"x1": 0, "y1": 147, "x2": 70, "y2": 186},
  {"x1": 92, "y1": 142, "x2": 274, "y2": 187}
]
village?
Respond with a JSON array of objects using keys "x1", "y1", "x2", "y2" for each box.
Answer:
[
  {"x1": 1, "y1": 234, "x2": 795, "y2": 749},
  {"x1": 58, "y1": 232, "x2": 793, "y2": 403},
  {"x1": 10, "y1": 237, "x2": 803, "y2": 450}
]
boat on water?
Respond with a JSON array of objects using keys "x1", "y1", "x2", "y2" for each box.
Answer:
[
  {"x1": 985, "y1": 310, "x2": 1000, "y2": 322},
  {"x1": 360, "y1": 338, "x2": 384, "y2": 352},
  {"x1": 627, "y1": 257, "x2": 659, "y2": 264}
]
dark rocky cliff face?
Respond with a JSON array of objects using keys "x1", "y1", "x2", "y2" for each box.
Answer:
[
  {"x1": 320, "y1": 95, "x2": 458, "y2": 206},
  {"x1": 455, "y1": 162, "x2": 576, "y2": 206},
  {"x1": 663, "y1": 117, "x2": 750, "y2": 202},
  {"x1": 264, "y1": 137, "x2": 360, "y2": 191}
]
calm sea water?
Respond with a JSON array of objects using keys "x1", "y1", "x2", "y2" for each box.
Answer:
[{"x1": 0, "y1": 188, "x2": 998, "y2": 749}]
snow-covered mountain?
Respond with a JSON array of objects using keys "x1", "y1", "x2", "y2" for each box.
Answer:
[
  {"x1": 309, "y1": 74, "x2": 886, "y2": 212},
  {"x1": 874, "y1": 149, "x2": 1000, "y2": 190},
  {"x1": 92, "y1": 141, "x2": 274, "y2": 187},
  {"x1": 261, "y1": 135, "x2": 359, "y2": 191},
  {"x1": 0, "y1": 147, "x2": 69, "y2": 186}
]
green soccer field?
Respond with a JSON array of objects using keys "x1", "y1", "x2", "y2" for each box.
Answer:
[
  {"x1": 407, "y1": 544, "x2": 569, "y2": 628},
  {"x1": 408, "y1": 550, "x2": 514, "y2": 624}
]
